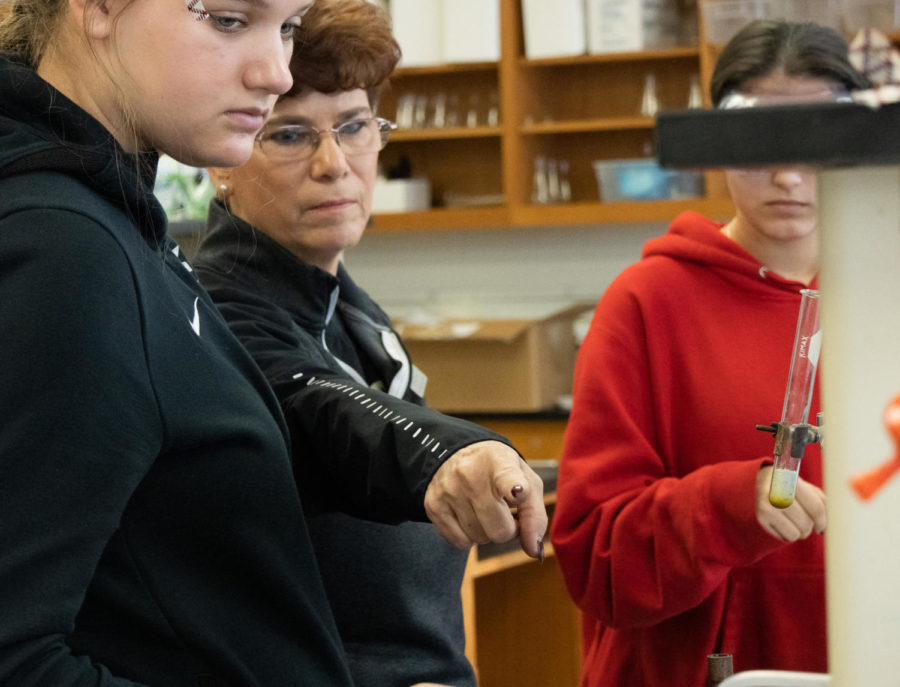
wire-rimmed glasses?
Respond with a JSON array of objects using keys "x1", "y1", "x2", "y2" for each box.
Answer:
[{"x1": 256, "y1": 117, "x2": 397, "y2": 161}]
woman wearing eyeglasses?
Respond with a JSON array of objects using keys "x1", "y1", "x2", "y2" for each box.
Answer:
[
  {"x1": 549, "y1": 20, "x2": 870, "y2": 687},
  {"x1": 191, "y1": 2, "x2": 546, "y2": 686}
]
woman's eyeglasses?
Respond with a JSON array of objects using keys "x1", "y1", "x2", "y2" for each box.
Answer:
[{"x1": 256, "y1": 117, "x2": 397, "y2": 161}]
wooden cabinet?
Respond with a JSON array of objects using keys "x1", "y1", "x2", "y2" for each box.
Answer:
[
  {"x1": 371, "y1": 0, "x2": 734, "y2": 233},
  {"x1": 462, "y1": 495, "x2": 582, "y2": 687},
  {"x1": 456, "y1": 414, "x2": 582, "y2": 687}
]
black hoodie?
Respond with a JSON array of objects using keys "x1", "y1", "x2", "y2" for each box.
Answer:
[{"x1": 0, "y1": 53, "x2": 357, "y2": 686}]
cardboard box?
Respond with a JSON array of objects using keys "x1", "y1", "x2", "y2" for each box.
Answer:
[{"x1": 396, "y1": 304, "x2": 590, "y2": 413}]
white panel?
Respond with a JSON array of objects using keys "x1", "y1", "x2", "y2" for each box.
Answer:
[
  {"x1": 818, "y1": 165, "x2": 900, "y2": 685},
  {"x1": 520, "y1": 0, "x2": 586, "y2": 58},
  {"x1": 391, "y1": 0, "x2": 442, "y2": 67},
  {"x1": 585, "y1": 0, "x2": 644, "y2": 53},
  {"x1": 441, "y1": 0, "x2": 500, "y2": 63},
  {"x1": 346, "y1": 222, "x2": 664, "y2": 318}
]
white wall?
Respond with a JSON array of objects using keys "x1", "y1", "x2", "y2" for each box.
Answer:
[{"x1": 344, "y1": 221, "x2": 667, "y2": 323}]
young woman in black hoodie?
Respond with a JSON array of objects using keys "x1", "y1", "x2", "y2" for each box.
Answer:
[{"x1": 0, "y1": 3, "x2": 546, "y2": 685}]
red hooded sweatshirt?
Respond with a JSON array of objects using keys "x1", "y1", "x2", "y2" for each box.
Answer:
[{"x1": 551, "y1": 212, "x2": 825, "y2": 686}]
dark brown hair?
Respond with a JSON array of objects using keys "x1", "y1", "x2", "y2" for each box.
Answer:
[
  {"x1": 287, "y1": 0, "x2": 402, "y2": 108},
  {"x1": 710, "y1": 20, "x2": 871, "y2": 106}
]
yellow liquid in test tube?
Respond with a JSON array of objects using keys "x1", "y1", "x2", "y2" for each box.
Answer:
[
  {"x1": 769, "y1": 467, "x2": 799, "y2": 509},
  {"x1": 768, "y1": 289, "x2": 821, "y2": 509}
]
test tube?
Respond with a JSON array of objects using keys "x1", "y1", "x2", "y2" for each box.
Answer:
[{"x1": 769, "y1": 289, "x2": 822, "y2": 508}]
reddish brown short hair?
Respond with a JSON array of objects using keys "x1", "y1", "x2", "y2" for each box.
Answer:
[{"x1": 287, "y1": 0, "x2": 402, "y2": 108}]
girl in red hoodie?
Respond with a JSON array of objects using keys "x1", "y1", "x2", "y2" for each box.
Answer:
[{"x1": 551, "y1": 20, "x2": 869, "y2": 687}]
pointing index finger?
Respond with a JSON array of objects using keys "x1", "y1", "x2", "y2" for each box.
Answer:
[{"x1": 506, "y1": 478, "x2": 548, "y2": 560}]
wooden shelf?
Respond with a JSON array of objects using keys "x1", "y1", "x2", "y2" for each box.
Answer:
[
  {"x1": 513, "y1": 196, "x2": 734, "y2": 226},
  {"x1": 369, "y1": 205, "x2": 509, "y2": 232},
  {"x1": 394, "y1": 61, "x2": 499, "y2": 77},
  {"x1": 391, "y1": 125, "x2": 502, "y2": 141},
  {"x1": 370, "y1": 197, "x2": 734, "y2": 232},
  {"x1": 521, "y1": 116, "x2": 654, "y2": 134},
  {"x1": 519, "y1": 44, "x2": 700, "y2": 67},
  {"x1": 370, "y1": 0, "x2": 728, "y2": 231}
]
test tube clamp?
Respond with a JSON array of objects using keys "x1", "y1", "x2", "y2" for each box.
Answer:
[{"x1": 756, "y1": 413, "x2": 824, "y2": 464}]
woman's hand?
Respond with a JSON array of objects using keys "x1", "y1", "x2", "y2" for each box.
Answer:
[
  {"x1": 756, "y1": 465, "x2": 827, "y2": 541},
  {"x1": 424, "y1": 441, "x2": 548, "y2": 559}
]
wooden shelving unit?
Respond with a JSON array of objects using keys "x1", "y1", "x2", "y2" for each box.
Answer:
[{"x1": 370, "y1": 0, "x2": 734, "y2": 234}]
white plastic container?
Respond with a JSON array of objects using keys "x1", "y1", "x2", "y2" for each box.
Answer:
[
  {"x1": 441, "y1": 0, "x2": 500, "y2": 63},
  {"x1": 521, "y1": 0, "x2": 586, "y2": 58},
  {"x1": 594, "y1": 159, "x2": 671, "y2": 201},
  {"x1": 592, "y1": 158, "x2": 705, "y2": 202},
  {"x1": 371, "y1": 178, "x2": 432, "y2": 213},
  {"x1": 586, "y1": 0, "x2": 681, "y2": 53},
  {"x1": 391, "y1": 0, "x2": 442, "y2": 66},
  {"x1": 586, "y1": 0, "x2": 644, "y2": 52}
]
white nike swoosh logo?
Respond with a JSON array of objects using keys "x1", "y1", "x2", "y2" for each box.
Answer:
[{"x1": 190, "y1": 297, "x2": 200, "y2": 336}]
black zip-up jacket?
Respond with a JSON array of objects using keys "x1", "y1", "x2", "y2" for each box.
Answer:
[
  {"x1": 193, "y1": 201, "x2": 514, "y2": 687},
  {"x1": 0, "y1": 53, "x2": 442, "y2": 687}
]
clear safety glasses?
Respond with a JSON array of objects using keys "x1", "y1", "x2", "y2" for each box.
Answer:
[
  {"x1": 718, "y1": 86, "x2": 852, "y2": 177},
  {"x1": 256, "y1": 117, "x2": 398, "y2": 162}
]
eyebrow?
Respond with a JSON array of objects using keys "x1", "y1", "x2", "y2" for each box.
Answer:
[{"x1": 268, "y1": 106, "x2": 374, "y2": 128}]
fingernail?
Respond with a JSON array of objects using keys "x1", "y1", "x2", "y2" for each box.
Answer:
[
  {"x1": 538, "y1": 537, "x2": 545, "y2": 564},
  {"x1": 510, "y1": 484, "x2": 524, "y2": 498}
]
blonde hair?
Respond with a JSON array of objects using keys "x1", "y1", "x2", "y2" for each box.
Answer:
[
  {"x1": 1, "y1": 1, "x2": 145, "y2": 155},
  {"x1": 0, "y1": 1, "x2": 69, "y2": 67}
]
